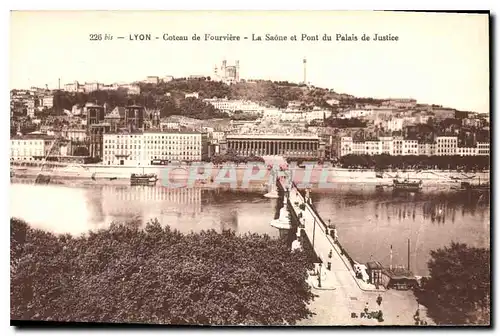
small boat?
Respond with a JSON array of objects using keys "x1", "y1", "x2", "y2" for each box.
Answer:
[
  {"x1": 130, "y1": 173, "x2": 158, "y2": 186},
  {"x1": 35, "y1": 174, "x2": 51, "y2": 185},
  {"x1": 392, "y1": 178, "x2": 422, "y2": 192},
  {"x1": 455, "y1": 181, "x2": 490, "y2": 192}
]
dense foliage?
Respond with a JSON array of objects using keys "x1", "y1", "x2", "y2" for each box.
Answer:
[
  {"x1": 323, "y1": 117, "x2": 367, "y2": 128},
  {"x1": 51, "y1": 89, "x2": 230, "y2": 120},
  {"x1": 10, "y1": 218, "x2": 315, "y2": 325},
  {"x1": 210, "y1": 153, "x2": 265, "y2": 165},
  {"x1": 45, "y1": 78, "x2": 347, "y2": 117},
  {"x1": 339, "y1": 154, "x2": 490, "y2": 171},
  {"x1": 72, "y1": 146, "x2": 89, "y2": 157},
  {"x1": 414, "y1": 243, "x2": 490, "y2": 325}
]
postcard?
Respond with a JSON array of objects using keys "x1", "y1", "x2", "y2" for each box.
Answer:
[{"x1": 10, "y1": 10, "x2": 490, "y2": 327}]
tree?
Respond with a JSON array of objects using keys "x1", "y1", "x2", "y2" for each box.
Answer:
[
  {"x1": 11, "y1": 218, "x2": 316, "y2": 325},
  {"x1": 73, "y1": 146, "x2": 89, "y2": 157},
  {"x1": 414, "y1": 242, "x2": 490, "y2": 325}
]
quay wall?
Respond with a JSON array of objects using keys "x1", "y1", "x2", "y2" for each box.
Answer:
[{"x1": 11, "y1": 162, "x2": 490, "y2": 186}]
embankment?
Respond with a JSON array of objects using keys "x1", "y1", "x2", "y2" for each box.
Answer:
[{"x1": 11, "y1": 162, "x2": 490, "y2": 187}]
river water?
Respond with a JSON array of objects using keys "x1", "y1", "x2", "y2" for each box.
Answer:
[{"x1": 10, "y1": 181, "x2": 490, "y2": 276}]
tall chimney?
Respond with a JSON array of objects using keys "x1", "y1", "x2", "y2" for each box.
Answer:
[
  {"x1": 235, "y1": 60, "x2": 240, "y2": 82},
  {"x1": 407, "y1": 238, "x2": 411, "y2": 272},
  {"x1": 58, "y1": 78, "x2": 61, "y2": 90},
  {"x1": 303, "y1": 58, "x2": 307, "y2": 85}
]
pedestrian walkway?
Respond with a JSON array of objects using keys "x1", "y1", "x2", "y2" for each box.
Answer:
[
  {"x1": 279, "y1": 176, "x2": 383, "y2": 292},
  {"x1": 276, "y1": 173, "x2": 434, "y2": 325}
]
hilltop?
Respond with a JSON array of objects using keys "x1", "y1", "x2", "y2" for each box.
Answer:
[
  {"x1": 40, "y1": 78, "x2": 377, "y2": 117},
  {"x1": 13, "y1": 77, "x2": 482, "y2": 122}
]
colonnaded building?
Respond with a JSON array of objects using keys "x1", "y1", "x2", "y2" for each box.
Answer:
[{"x1": 223, "y1": 134, "x2": 326, "y2": 159}]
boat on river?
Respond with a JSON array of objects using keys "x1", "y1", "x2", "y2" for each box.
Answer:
[
  {"x1": 453, "y1": 181, "x2": 490, "y2": 194},
  {"x1": 130, "y1": 173, "x2": 158, "y2": 186},
  {"x1": 392, "y1": 178, "x2": 423, "y2": 192}
]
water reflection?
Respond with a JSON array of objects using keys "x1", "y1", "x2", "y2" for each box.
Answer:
[
  {"x1": 10, "y1": 182, "x2": 279, "y2": 238},
  {"x1": 10, "y1": 181, "x2": 489, "y2": 276},
  {"x1": 310, "y1": 186, "x2": 490, "y2": 276},
  {"x1": 312, "y1": 187, "x2": 489, "y2": 226}
]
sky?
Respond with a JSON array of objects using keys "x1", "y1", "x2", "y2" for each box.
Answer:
[{"x1": 10, "y1": 11, "x2": 490, "y2": 113}]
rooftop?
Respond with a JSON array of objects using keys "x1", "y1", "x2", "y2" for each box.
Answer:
[
  {"x1": 226, "y1": 134, "x2": 319, "y2": 140},
  {"x1": 11, "y1": 133, "x2": 56, "y2": 140},
  {"x1": 104, "y1": 129, "x2": 204, "y2": 135},
  {"x1": 105, "y1": 107, "x2": 126, "y2": 119}
]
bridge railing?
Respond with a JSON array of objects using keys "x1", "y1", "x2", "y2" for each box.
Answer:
[{"x1": 291, "y1": 181, "x2": 358, "y2": 270}]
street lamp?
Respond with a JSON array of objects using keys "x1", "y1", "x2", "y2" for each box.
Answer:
[
  {"x1": 312, "y1": 218, "x2": 317, "y2": 250},
  {"x1": 318, "y1": 263, "x2": 322, "y2": 288}
]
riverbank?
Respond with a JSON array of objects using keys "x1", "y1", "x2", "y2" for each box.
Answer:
[
  {"x1": 10, "y1": 163, "x2": 490, "y2": 187},
  {"x1": 11, "y1": 180, "x2": 490, "y2": 277}
]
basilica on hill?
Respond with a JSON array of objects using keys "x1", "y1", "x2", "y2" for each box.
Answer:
[{"x1": 213, "y1": 60, "x2": 240, "y2": 84}]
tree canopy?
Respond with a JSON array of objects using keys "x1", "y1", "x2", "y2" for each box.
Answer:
[
  {"x1": 72, "y1": 146, "x2": 89, "y2": 157},
  {"x1": 10, "y1": 218, "x2": 315, "y2": 325},
  {"x1": 414, "y1": 242, "x2": 490, "y2": 325},
  {"x1": 339, "y1": 154, "x2": 490, "y2": 171},
  {"x1": 210, "y1": 151, "x2": 265, "y2": 165},
  {"x1": 323, "y1": 117, "x2": 367, "y2": 128}
]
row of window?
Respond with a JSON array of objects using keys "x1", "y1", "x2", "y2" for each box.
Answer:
[
  {"x1": 437, "y1": 139, "x2": 458, "y2": 143},
  {"x1": 104, "y1": 151, "x2": 200, "y2": 156},
  {"x1": 10, "y1": 157, "x2": 42, "y2": 161},
  {"x1": 103, "y1": 156, "x2": 201, "y2": 164},
  {"x1": 11, "y1": 151, "x2": 43, "y2": 156},
  {"x1": 107, "y1": 135, "x2": 201, "y2": 140},
  {"x1": 104, "y1": 145, "x2": 200, "y2": 151},
  {"x1": 11, "y1": 141, "x2": 44, "y2": 145},
  {"x1": 105, "y1": 140, "x2": 201, "y2": 146}
]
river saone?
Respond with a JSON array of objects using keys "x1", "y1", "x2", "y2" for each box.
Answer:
[{"x1": 11, "y1": 180, "x2": 489, "y2": 276}]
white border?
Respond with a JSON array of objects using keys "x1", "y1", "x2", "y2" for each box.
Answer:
[{"x1": 3, "y1": 1, "x2": 497, "y2": 335}]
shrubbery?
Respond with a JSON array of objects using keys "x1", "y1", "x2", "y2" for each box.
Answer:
[
  {"x1": 339, "y1": 154, "x2": 490, "y2": 171},
  {"x1": 10, "y1": 218, "x2": 315, "y2": 325},
  {"x1": 414, "y1": 242, "x2": 490, "y2": 325}
]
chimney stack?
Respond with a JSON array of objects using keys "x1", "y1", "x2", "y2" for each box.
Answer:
[
  {"x1": 303, "y1": 58, "x2": 307, "y2": 85},
  {"x1": 235, "y1": 60, "x2": 240, "y2": 82}
]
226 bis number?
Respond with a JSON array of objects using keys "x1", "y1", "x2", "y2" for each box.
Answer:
[{"x1": 89, "y1": 34, "x2": 102, "y2": 41}]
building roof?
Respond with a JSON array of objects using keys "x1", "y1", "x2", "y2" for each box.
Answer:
[
  {"x1": 144, "y1": 129, "x2": 203, "y2": 135},
  {"x1": 226, "y1": 134, "x2": 319, "y2": 140},
  {"x1": 105, "y1": 107, "x2": 125, "y2": 119},
  {"x1": 89, "y1": 122, "x2": 111, "y2": 128},
  {"x1": 366, "y1": 261, "x2": 383, "y2": 269},
  {"x1": 104, "y1": 129, "x2": 204, "y2": 136},
  {"x1": 85, "y1": 103, "x2": 103, "y2": 108},
  {"x1": 11, "y1": 133, "x2": 56, "y2": 140}
]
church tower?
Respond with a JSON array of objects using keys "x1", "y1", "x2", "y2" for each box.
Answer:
[{"x1": 222, "y1": 60, "x2": 227, "y2": 79}]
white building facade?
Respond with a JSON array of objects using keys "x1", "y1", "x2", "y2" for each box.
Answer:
[
  {"x1": 10, "y1": 135, "x2": 55, "y2": 161},
  {"x1": 338, "y1": 136, "x2": 489, "y2": 158},
  {"x1": 42, "y1": 96, "x2": 54, "y2": 108},
  {"x1": 203, "y1": 98, "x2": 265, "y2": 116},
  {"x1": 436, "y1": 136, "x2": 458, "y2": 156},
  {"x1": 102, "y1": 131, "x2": 208, "y2": 166}
]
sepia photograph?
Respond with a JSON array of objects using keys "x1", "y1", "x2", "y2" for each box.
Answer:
[{"x1": 9, "y1": 10, "x2": 491, "y2": 327}]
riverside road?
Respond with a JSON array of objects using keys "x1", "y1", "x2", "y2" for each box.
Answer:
[{"x1": 280, "y1": 176, "x2": 432, "y2": 325}]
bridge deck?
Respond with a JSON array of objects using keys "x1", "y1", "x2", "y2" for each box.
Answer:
[{"x1": 278, "y1": 176, "x2": 381, "y2": 292}]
